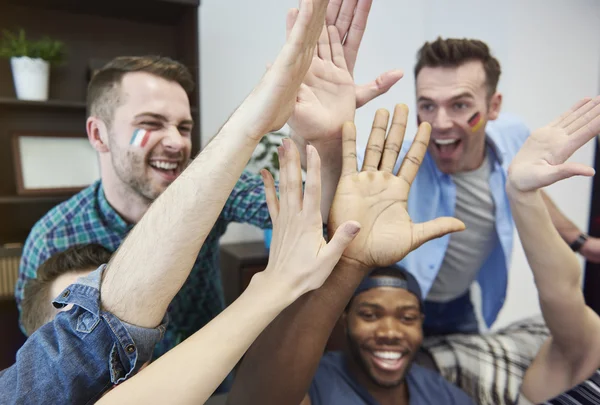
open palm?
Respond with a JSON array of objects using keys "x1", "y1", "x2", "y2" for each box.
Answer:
[
  {"x1": 329, "y1": 106, "x2": 465, "y2": 270},
  {"x1": 508, "y1": 97, "x2": 600, "y2": 192}
]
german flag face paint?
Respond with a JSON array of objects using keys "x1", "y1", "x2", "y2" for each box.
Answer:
[
  {"x1": 130, "y1": 129, "x2": 151, "y2": 148},
  {"x1": 467, "y1": 112, "x2": 484, "y2": 133}
]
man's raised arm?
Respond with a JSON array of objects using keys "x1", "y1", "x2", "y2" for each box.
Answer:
[
  {"x1": 227, "y1": 105, "x2": 465, "y2": 405},
  {"x1": 506, "y1": 97, "x2": 600, "y2": 403},
  {"x1": 100, "y1": 0, "x2": 331, "y2": 329}
]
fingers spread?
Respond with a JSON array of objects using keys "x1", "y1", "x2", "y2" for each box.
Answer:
[
  {"x1": 328, "y1": 25, "x2": 347, "y2": 69},
  {"x1": 303, "y1": 145, "x2": 323, "y2": 216},
  {"x1": 362, "y1": 109, "x2": 390, "y2": 172},
  {"x1": 397, "y1": 122, "x2": 431, "y2": 186},
  {"x1": 562, "y1": 96, "x2": 600, "y2": 133},
  {"x1": 333, "y1": 0, "x2": 359, "y2": 42},
  {"x1": 319, "y1": 220, "x2": 361, "y2": 270},
  {"x1": 355, "y1": 69, "x2": 404, "y2": 108},
  {"x1": 343, "y1": 0, "x2": 373, "y2": 74},
  {"x1": 341, "y1": 122, "x2": 359, "y2": 176},
  {"x1": 261, "y1": 169, "x2": 280, "y2": 223},
  {"x1": 317, "y1": 24, "x2": 332, "y2": 61},
  {"x1": 412, "y1": 217, "x2": 466, "y2": 250},
  {"x1": 379, "y1": 104, "x2": 408, "y2": 173},
  {"x1": 283, "y1": 138, "x2": 304, "y2": 213}
]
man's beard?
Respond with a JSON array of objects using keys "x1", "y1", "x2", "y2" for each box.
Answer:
[{"x1": 346, "y1": 329, "x2": 409, "y2": 389}]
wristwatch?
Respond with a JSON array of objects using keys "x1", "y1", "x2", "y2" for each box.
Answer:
[{"x1": 569, "y1": 233, "x2": 589, "y2": 252}]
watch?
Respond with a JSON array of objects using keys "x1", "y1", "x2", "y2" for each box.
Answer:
[{"x1": 569, "y1": 233, "x2": 589, "y2": 252}]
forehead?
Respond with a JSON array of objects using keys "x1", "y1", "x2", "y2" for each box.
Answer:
[
  {"x1": 353, "y1": 287, "x2": 419, "y2": 310},
  {"x1": 416, "y1": 60, "x2": 487, "y2": 102},
  {"x1": 116, "y1": 71, "x2": 192, "y2": 121}
]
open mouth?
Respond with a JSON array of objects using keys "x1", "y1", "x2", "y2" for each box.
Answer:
[
  {"x1": 432, "y1": 138, "x2": 461, "y2": 158},
  {"x1": 369, "y1": 350, "x2": 407, "y2": 372},
  {"x1": 149, "y1": 160, "x2": 180, "y2": 181}
]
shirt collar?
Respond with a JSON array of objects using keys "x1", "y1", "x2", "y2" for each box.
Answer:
[{"x1": 97, "y1": 182, "x2": 133, "y2": 233}]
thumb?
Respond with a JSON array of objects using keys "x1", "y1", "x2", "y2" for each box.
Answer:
[
  {"x1": 320, "y1": 221, "x2": 361, "y2": 268},
  {"x1": 412, "y1": 218, "x2": 466, "y2": 250},
  {"x1": 355, "y1": 69, "x2": 404, "y2": 108},
  {"x1": 548, "y1": 162, "x2": 595, "y2": 184}
]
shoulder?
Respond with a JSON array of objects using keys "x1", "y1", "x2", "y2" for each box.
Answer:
[
  {"x1": 22, "y1": 182, "x2": 105, "y2": 261},
  {"x1": 408, "y1": 364, "x2": 475, "y2": 404}
]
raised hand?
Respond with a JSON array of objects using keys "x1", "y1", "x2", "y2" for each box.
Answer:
[
  {"x1": 288, "y1": 0, "x2": 403, "y2": 147},
  {"x1": 507, "y1": 96, "x2": 600, "y2": 192},
  {"x1": 328, "y1": 105, "x2": 465, "y2": 270},
  {"x1": 325, "y1": 0, "x2": 403, "y2": 107},
  {"x1": 231, "y1": 0, "x2": 329, "y2": 139},
  {"x1": 261, "y1": 139, "x2": 360, "y2": 295}
]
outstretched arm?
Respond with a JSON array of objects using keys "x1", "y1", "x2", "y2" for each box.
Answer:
[
  {"x1": 100, "y1": 0, "x2": 330, "y2": 329},
  {"x1": 96, "y1": 141, "x2": 359, "y2": 405},
  {"x1": 227, "y1": 105, "x2": 464, "y2": 405},
  {"x1": 507, "y1": 97, "x2": 600, "y2": 403}
]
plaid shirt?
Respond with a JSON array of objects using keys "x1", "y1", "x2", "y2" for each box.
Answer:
[{"x1": 16, "y1": 170, "x2": 271, "y2": 358}]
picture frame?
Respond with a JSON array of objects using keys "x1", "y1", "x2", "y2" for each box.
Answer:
[{"x1": 11, "y1": 133, "x2": 100, "y2": 196}]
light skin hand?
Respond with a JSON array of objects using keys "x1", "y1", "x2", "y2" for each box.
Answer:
[
  {"x1": 96, "y1": 141, "x2": 359, "y2": 405},
  {"x1": 261, "y1": 139, "x2": 361, "y2": 295},
  {"x1": 229, "y1": 0, "x2": 331, "y2": 140},
  {"x1": 329, "y1": 104, "x2": 466, "y2": 270},
  {"x1": 507, "y1": 96, "x2": 600, "y2": 193}
]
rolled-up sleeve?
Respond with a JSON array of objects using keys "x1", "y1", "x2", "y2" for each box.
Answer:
[{"x1": 0, "y1": 265, "x2": 166, "y2": 405}]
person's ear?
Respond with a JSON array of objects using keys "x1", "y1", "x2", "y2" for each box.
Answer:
[
  {"x1": 487, "y1": 92, "x2": 502, "y2": 121},
  {"x1": 87, "y1": 116, "x2": 110, "y2": 153}
]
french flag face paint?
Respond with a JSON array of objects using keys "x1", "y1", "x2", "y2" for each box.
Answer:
[
  {"x1": 130, "y1": 129, "x2": 151, "y2": 148},
  {"x1": 467, "y1": 112, "x2": 484, "y2": 133}
]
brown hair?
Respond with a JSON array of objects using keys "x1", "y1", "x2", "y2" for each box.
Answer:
[
  {"x1": 414, "y1": 37, "x2": 501, "y2": 99},
  {"x1": 21, "y1": 244, "x2": 112, "y2": 336},
  {"x1": 87, "y1": 55, "x2": 195, "y2": 127}
]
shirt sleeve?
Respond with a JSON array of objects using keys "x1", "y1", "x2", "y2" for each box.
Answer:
[
  {"x1": 0, "y1": 267, "x2": 166, "y2": 404},
  {"x1": 220, "y1": 170, "x2": 273, "y2": 229},
  {"x1": 15, "y1": 228, "x2": 52, "y2": 310}
]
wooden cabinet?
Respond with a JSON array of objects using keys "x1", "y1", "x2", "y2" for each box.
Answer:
[{"x1": 220, "y1": 242, "x2": 269, "y2": 306}]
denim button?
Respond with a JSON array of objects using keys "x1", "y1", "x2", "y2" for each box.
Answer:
[{"x1": 126, "y1": 344, "x2": 136, "y2": 354}]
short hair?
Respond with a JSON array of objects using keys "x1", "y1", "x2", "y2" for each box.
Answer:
[
  {"x1": 86, "y1": 55, "x2": 195, "y2": 127},
  {"x1": 414, "y1": 37, "x2": 502, "y2": 99},
  {"x1": 21, "y1": 244, "x2": 112, "y2": 336}
]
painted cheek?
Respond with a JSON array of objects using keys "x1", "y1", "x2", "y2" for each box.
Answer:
[
  {"x1": 129, "y1": 129, "x2": 152, "y2": 148},
  {"x1": 467, "y1": 112, "x2": 485, "y2": 133}
]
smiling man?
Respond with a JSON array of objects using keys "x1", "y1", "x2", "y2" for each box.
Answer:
[
  {"x1": 307, "y1": 266, "x2": 473, "y2": 405},
  {"x1": 381, "y1": 37, "x2": 600, "y2": 336}
]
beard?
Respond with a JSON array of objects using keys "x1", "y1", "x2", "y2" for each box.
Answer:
[
  {"x1": 111, "y1": 148, "x2": 163, "y2": 202},
  {"x1": 345, "y1": 329, "x2": 410, "y2": 389}
]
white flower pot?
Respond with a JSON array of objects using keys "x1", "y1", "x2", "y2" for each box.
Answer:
[{"x1": 10, "y1": 56, "x2": 50, "y2": 101}]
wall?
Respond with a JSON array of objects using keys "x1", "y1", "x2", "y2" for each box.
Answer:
[{"x1": 200, "y1": 0, "x2": 600, "y2": 327}]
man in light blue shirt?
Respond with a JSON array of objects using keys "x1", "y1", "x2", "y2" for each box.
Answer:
[{"x1": 360, "y1": 37, "x2": 600, "y2": 335}]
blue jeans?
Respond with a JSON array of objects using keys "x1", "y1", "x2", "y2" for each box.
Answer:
[
  {"x1": 0, "y1": 266, "x2": 166, "y2": 404},
  {"x1": 423, "y1": 290, "x2": 480, "y2": 336}
]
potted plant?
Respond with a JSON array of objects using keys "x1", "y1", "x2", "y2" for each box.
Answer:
[
  {"x1": 248, "y1": 131, "x2": 286, "y2": 248},
  {"x1": 0, "y1": 29, "x2": 66, "y2": 101}
]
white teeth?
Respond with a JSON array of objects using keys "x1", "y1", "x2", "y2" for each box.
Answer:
[
  {"x1": 373, "y1": 351, "x2": 403, "y2": 360},
  {"x1": 150, "y1": 161, "x2": 178, "y2": 170},
  {"x1": 434, "y1": 138, "x2": 459, "y2": 146}
]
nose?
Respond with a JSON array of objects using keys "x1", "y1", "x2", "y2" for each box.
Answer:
[
  {"x1": 432, "y1": 108, "x2": 453, "y2": 131},
  {"x1": 162, "y1": 126, "x2": 187, "y2": 152},
  {"x1": 374, "y1": 317, "x2": 403, "y2": 344}
]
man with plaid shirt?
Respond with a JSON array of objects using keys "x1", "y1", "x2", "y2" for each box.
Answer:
[{"x1": 16, "y1": 15, "x2": 401, "y2": 363}]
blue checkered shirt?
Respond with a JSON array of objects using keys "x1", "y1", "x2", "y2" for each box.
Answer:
[{"x1": 16, "y1": 170, "x2": 271, "y2": 358}]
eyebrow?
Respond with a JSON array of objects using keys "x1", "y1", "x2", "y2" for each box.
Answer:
[
  {"x1": 417, "y1": 92, "x2": 475, "y2": 104},
  {"x1": 357, "y1": 302, "x2": 420, "y2": 312},
  {"x1": 134, "y1": 112, "x2": 194, "y2": 126}
]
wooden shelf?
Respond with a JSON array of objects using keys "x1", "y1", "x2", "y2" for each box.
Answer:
[
  {"x1": 0, "y1": 195, "x2": 73, "y2": 205},
  {"x1": 0, "y1": 97, "x2": 86, "y2": 110}
]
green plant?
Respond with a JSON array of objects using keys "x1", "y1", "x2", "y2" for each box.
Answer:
[
  {"x1": 250, "y1": 131, "x2": 286, "y2": 178},
  {"x1": 0, "y1": 29, "x2": 66, "y2": 64}
]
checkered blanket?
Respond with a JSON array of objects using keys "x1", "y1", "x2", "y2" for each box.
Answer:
[{"x1": 422, "y1": 316, "x2": 549, "y2": 405}]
